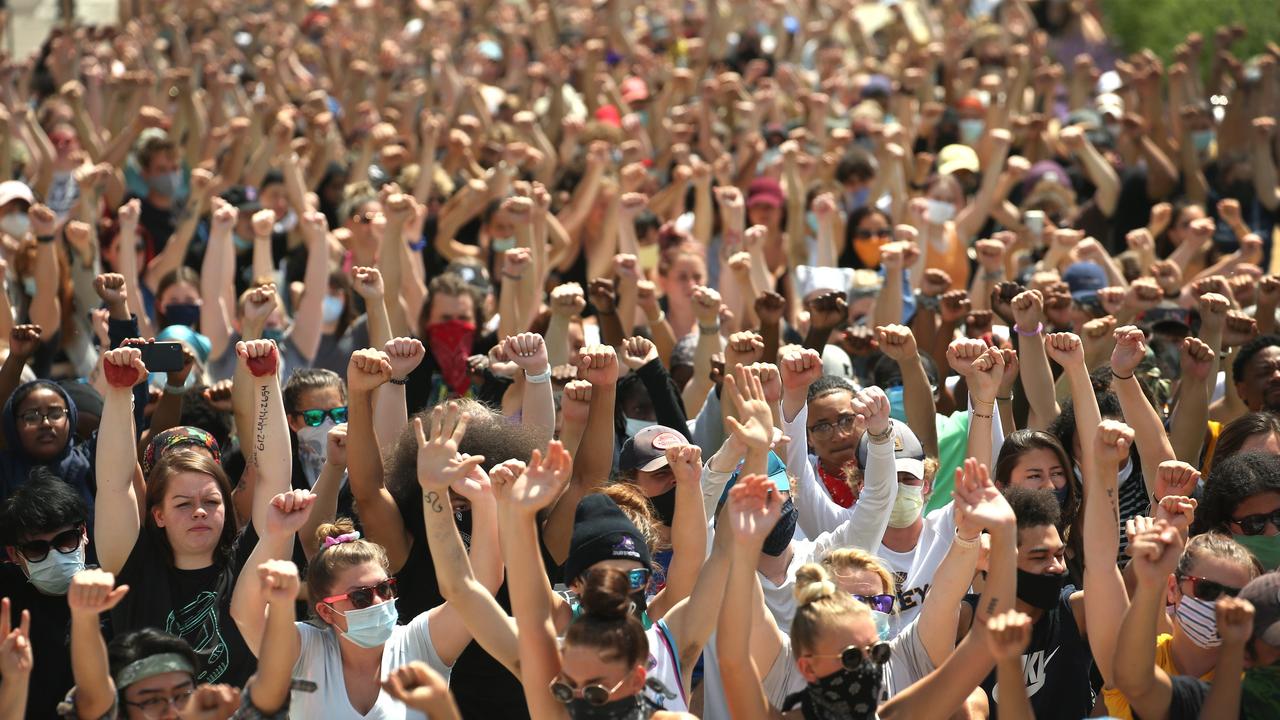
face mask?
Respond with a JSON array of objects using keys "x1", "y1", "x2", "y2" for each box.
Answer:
[
  {"x1": 0, "y1": 213, "x2": 30, "y2": 238},
  {"x1": 1234, "y1": 534, "x2": 1280, "y2": 571},
  {"x1": 261, "y1": 327, "x2": 286, "y2": 344},
  {"x1": 845, "y1": 187, "x2": 870, "y2": 212},
  {"x1": 274, "y1": 209, "x2": 298, "y2": 234},
  {"x1": 335, "y1": 598, "x2": 398, "y2": 648},
  {"x1": 233, "y1": 232, "x2": 253, "y2": 252},
  {"x1": 784, "y1": 655, "x2": 883, "y2": 720},
  {"x1": 454, "y1": 507, "x2": 473, "y2": 548},
  {"x1": 25, "y1": 542, "x2": 85, "y2": 595},
  {"x1": 163, "y1": 303, "x2": 201, "y2": 328},
  {"x1": 871, "y1": 609, "x2": 892, "y2": 641},
  {"x1": 1053, "y1": 483, "x2": 1071, "y2": 509},
  {"x1": 148, "y1": 170, "x2": 182, "y2": 198},
  {"x1": 885, "y1": 386, "x2": 907, "y2": 423},
  {"x1": 648, "y1": 486, "x2": 677, "y2": 526},
  {"x1": 762, "y1": 498, "x2": 798, "y2": 556},
  {"x1": 1175, "y1": 595, "x2": 1221, "y2": 648},
  {"x1": 924, "y1": 199, "x2": 956, "y2": 225},
  {"x1": 1191, "y1": 129, "x2": 1215, "y2": 153},
  {"x1": 1016, "y1": 568, "x2": 1065, "y2": 610},
  {"x1": 624, "y1": 416, "x2": 655, "y2": 438},
  {"x1": 297, "y1": 420, "x2": 334, "y2": 486},
  {"x1": 566, "y1": 694, "x2": 648, "y2": 720},
  {"x1": 1241, "y1": 664, "x2": 1280, "y2": 710},
  {"x1": 806, "y1": 211, "x2": 819, "y2": 235},
  {"x1": 22, "y1": 277, "x2": 37, "y2": 298},
  {"x1": 491, "y1": 235, "x2": 516, "y2": 253},
  {"x1": 637, "y1": 243, "x2": 660, "y2": 273},
  {"x1": 887, "y1": 484, "x2": 924, "y2": 528},
  {"x1": 959, "y1": 118, "x2": 985, "y2": 145},
  {"x1": 425, "y1": 319, "x2": 477, "y2": 397},
  {"x1": 322, "y1": 296, "x2": 344, "y2": 324}
]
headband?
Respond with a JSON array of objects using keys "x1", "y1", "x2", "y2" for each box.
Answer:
[
  {"x1": 114, "y1": 653, "x2": 195, "y2": 690},
  {"x1": 322, "y1": 531, "x2": 361, "y2": 549}
]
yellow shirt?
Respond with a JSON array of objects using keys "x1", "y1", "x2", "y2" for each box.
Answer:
[{"x1": 1102, "y1": 633, "x2": 1215, "y2": 719}]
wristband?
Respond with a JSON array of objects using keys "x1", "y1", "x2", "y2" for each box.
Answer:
[
  {"x1": 1217, "y1": 349, "x2": 1231, "y2": 360},
  {"x1": 389, "y1": 376, "x2": 409, "y2": 386},
  {"x1": 648, "y1": 309, "x2": 666, "y2": 325},
  {"x1": 981, "y1": 270, "x2": 1004, "y2": 282},
  {"x1": 1111, "y1": 370, "x2": 1134, "y2": 380},
  {"x1": 699, "y1": 323, "x2": 720, "y2": 336},
  {"x1": 36, "y1": 234, "x2": 55, "y2": 244},
  {"x1": 1013, "y1": 321, "x2": 1043, "y2": 337},
  {"x1": 163, "y1": 382, "x2": 190, "y2": 395},
  {"x1": 995, "y1": 395, "x2": 1013, "y2": 402},
  {"x1": 525, "y1": 367, "x2": 552, "y2": 384},
  {"x1": 953, "y1": 530, "x2": 981, "y2": 549},
  {"x1": 866, "y1": 425, "x2": 893, "y2": 444},
  {"x1": 916, "y1": 293, "x2": 941, "y2": 312}
]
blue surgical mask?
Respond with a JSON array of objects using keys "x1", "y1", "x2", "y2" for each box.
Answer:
[
  {"x1": 871, "y1": 609, "x2": 892, "y2": 640},
  {"x1": 1191, "y1": 129, "x2": 1215, "y2": 153},
  {"x1": 148, "y1": 170, "x2": 183, "y2": 198},
  {"x1": 959, "y1": 118, "x2": 985, "y2": 145},
  {"x1": 233, "y1": 232, "x2": 253, "y2": 252},
  {"x1": 885, "y1": 385, "x2": 907, "y2": 423},
  {"x1": 262, "y1": 327, "x2": 286, "y2": 343},
  {"x1": 846, "y1": 187, "x2": 870, "y2": 212},
  {"x1": 491, "y1": 236, "x2": 516, "y2": 253},
  {"x1": 0, "y1": 212, "x2": 30, "y2": 238},
  {"x1": 21, "y1": 277, "x2": 37, "y2": 298},
  {"x1": 624, "y1": 416, "x2": 655, "y2": 438},
  {"x1": 26, "y1": 543, "x2": 85, "y2": 595},
  {"x1": 322, "y1": 296, "x2": 344, "y2": 324},
  {"x1": 335, "y1": 598, "x2": 398, "y2": 648},
  {"x1": 806, "y1": 211, "x2": 819, "y2": 235}
]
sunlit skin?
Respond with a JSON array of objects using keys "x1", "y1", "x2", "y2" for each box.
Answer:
[
  {"x1": 288, "y1": 385, "x2": 345, "y2": 434},
  {"x1": 1235, "y1": 347, "x2": 1280, "y2": 412},
  {"x1": 633, "y1": 465, "x2": 675, "y2": 500},
  {"x1": 1229, "y1": 490, "x2": 1280, "y2": 538},
  {"x1": 659, "y1": 254, "x2": 706, "y2": 304},
  {"x1": 830, "y1": 567, "x2": 891, "y2": 598},
  {"x1": 1238, "y1": 431, "x2": 1280, "y2": 455},
  {"x1": 427, "y1": 292, "x2": 476, "y2": 325},
  {"x1": 151, "y1": 472, "x2": 226, "y2": 568},
  {"x1": 16, "y1": 387, "x2": 71, "y2": 461},
  {"x1": 1007, "y1": 448, "x2": 1068, "y2": 492},
  {"x1": 795, "y1": 612, "x2": 879, "y2": 684},
  {"x1": 1072, "y1": 415, "x2": 1127, "y2": 473},
  {"x1": 557, "y1": 643, "x2": 646, "y2": 705},
  {"x1": 1166, "y1": 205, "x2": 1205, "y2": 248},
  {"x1": 158, "y1": 280, "x2": 202, "y2": 318},
  {"x1": 806, "y1": 390, "x2": 860, "y2": 474},
  {"x1": 314, "y1": 561, "x2": 393, "y2": 636},
  {"x1": 121, "y1": 672, "x2": 194, "y2": 720}
]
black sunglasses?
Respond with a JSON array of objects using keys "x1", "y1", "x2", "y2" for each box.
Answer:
[
  {"x1": 323, "y1": 577, "x2": 397, "y2": 610},
  {"x1": 1231, "y1": 509, "x2": 1280, "y2": 537},
  {"x1": 854, "y1": 228, "x2": 892, "y2": 240},
  {"x1": 808, "y1": 642, "x2": 892, "y2": 671},
  {"x1": 296, "y1": 407, "x2": 348, "y2": 427},
  {"x1": 17, "y1": 524, "x2": 84, "y2": 563},
  {"x1": 1177, "y1": 573, "x2": 1242, "y2": 602},
  {"x1": 549, "y1": 676, "x2": 627, "y2": 706},
  {"x1": 851, "y1": 594, "x2": 896, "y2": 614}
]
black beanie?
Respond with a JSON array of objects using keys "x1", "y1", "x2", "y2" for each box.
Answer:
[{"x1": 563, "y1": 493, "x2": 652, "y2": 584}]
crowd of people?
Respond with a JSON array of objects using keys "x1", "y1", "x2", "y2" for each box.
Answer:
[{"x1": 1, "y1": 0, "x2": 1279, "y2": 718}]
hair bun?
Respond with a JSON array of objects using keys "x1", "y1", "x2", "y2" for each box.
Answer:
[
  {"x1": 577, "y1": 566, "x2": 634, "y2": 620},
  {"x1": 794, "y1": 563, "x2": 838, "y2": 606},
  {"x1": 314, "y1": 518, "x2": 358, "y2": 547}
]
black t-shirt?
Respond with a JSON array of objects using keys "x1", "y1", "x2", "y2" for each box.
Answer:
[
  {"x1": 1, "y1": 563, "x2": 76, "y2": 718},
  {"x1": 134, "y1": 196, "x2": 179, "y2": 264},
  {"x1": 1107, "y1": 167, "x2": 1159, "y2": 254},
  {"x1": 109, "y1": 524, "x2": 258, "y2": 687},
  {"x1": 979, "y1": 586, "x2": 1094, "y2": 719}
]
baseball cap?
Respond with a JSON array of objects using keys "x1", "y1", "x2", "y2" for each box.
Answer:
[
  {"x1": 937, "y1": 144, "x2": 980, "y2": 176},
  {"x1": 1240, "y1": 572, "x2": 1280, "y2": 646},
  {"x1": 444, "y1": 260, "x2": 493, "y2": 296},
  {"x1": 220, "y1": 185, "x2": 262, "y2": 213},
  {"x1": 856, "y1": 418, "x2": 926, "y2": 480},
  {"x1": 1021, "y1": 160, "x2": 1070, "y2": 197},
  {"x1": 619, "y1": 425, "x2": 686, "y2": 473},
  {"x1": 746, "y1": 177, "x2": 784, "y2": 209},
  {"x1": 0, "y1": 180, "x2": 34, "y2": 209},
  {"x1": 1062, "y1": 262, "x2": 1108, "y2": 302},
  {"x1": 621, "y1": 77, "x2": 649, "y2": 104},
  {"x1": 860, "y1": 74, "x2": 893, "y2": 100},
  {"x1": 715, "y1": 450, "x2": 794, "y2": 515}
]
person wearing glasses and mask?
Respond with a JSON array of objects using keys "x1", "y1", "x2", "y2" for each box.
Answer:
[
  {"x1": 0, "y1": 378, "x2": 96, "y2": 507},
  {"x1": 1, "y1": 468, "x2": 92, "y2": 716},
  {"x1": 1190, "y1": 452, "x2": 1280, "y2": 571}
]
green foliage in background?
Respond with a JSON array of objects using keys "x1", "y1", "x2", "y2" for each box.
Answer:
[{"x1": 1100, "y1": 0, "x2": 1279, "y2": 65}]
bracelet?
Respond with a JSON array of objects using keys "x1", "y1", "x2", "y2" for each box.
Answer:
[
  {"x1": 699, "y1": 323, "x2": 720, "y2": 336},
  {"x1": 503, "y1": 273, "x2": 524, "y2": 281},
  {"x1": 953, "y1": 530, "x2": 981, "y2": 549},
  {"x1": 971, "y1": 398, "x2": 995, "y2": 408},
  {"x1": 163, "y1": 382, "x2": 190, "y2": 396},
  {"x1": 1217, "y1": 349, "x2": 1231, "y2": 360},
  {"x1": 1111, "y1": 370, "x2": 1134, "y2": 380},
  {"x1": 970, "y1": 410, "x2": 992, "y2": 419},
  {"x1": 389, "y1": 376, "x2": 409, "y2": 386},
  {"x1": 36, "y1": 234, "x2": 55, "y2": 244},
  {"x1": 916, "y1": 293, "x2": 941, "y2": 312},
  {"x1": 1013, "y1": 321, "x2": 1043, "y2": 337},
  {"x1": 867, "y1": 425, "x2": 894, "y2": 444},
  {"x1": 995, "y1": 395, "x2": 1013, "y2": 402},
  {"x1": 525, "y1": 367, "x2": 552, "y2": 384},
  {"x1": 981, "y1": 270, "x2": 1004, "y2": 282},
  {"x1": 648, "y1": 309, "x2": 666, "y2": 325}
]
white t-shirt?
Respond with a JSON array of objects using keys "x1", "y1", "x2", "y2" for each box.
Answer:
[
  {"x1": 645, "y1": 621, "x2": 688, "y2": 713},
  {"x1": 289, "y1": 613, "x2": 451, "y2": 719},
  {"x1": 876, "y1": 504, "x2": 957, "y2": 638}
]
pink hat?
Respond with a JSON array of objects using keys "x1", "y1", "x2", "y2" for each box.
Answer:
[
  {"x1": 746, "y1": 177, "x2": 784, "y2": 208},
  {"x1": 621, "y1": 77, "x2": 649, "y2": 103}
]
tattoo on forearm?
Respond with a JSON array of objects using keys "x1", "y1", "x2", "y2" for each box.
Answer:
[
  {"x1": 985, "y1": 596, "x2": 998, "y2": 617},
  {"x1": 426, "y1": 491, "x2": 444, "y2": 513},
  {"x1": 255, "y1": 386, "x2": 268, "y2": 453}
]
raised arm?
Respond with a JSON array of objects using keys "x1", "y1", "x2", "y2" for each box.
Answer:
[
  {"x1": 65, "y1": 569, "x2": 129, "y2": 720},
  {"x1": 948, "y1": 338, "x2": 1001, "y2": 471},
  {"x1": 878, "y1": 325, "x2": 941, "y2": 458},
  {"x1": 1044, "y1": 332, "x2": 1101, "y2": 460},
  {"x1": 1110, "y1": 327, "x2": 1176, "y2": 492},
  {"x1": 1114, "y1": 520, "x2": 1185, "y2": 720},
  {"x1": 0, "y1": 596, "x2": 32, "y2": 720},
  {"x1": 505, "y1": 333, "x2": 555, "y2": 444},
  {"x1": 144, "y1": 168, "x2": 214, "y2": 292},
  {"x1": 94, "y1": 348, "x2": 148, "y2": 574},
  {"x1": 645, "y1": 444, "x2": 708, "y2": 622},
  {"x1": 245, "y1": 560, "x2": 303, "y2": 716},
  {"x1": 27, "y1": 206, "x2": 61, "y2": 343},
  {"x1": 230, "y1": 489, "x2": 314, "y2": 657},
  {"x1": 301, "y1": 424, "x2": 347, "y2": 561},
  {"x1": 287, "y1": 211, "x2": 333, "y2": 363},
  {"x1": 918, "y1": 465, "x2": 985, "y2": 667},
  {"x1": 1010, "y1": 291, "x2": 1059, "y2": 429},
  {"x1": 200, "y1": 200, "x2": 238, "y2": 361},
  {"x1": 1083, "y1": 421, "x2": 1137, "y2": 689},
  {"x1": 375, "y1": 338, "x2": 425, "y2": 451},
  {"x1": 1168, "y1": 337, "x2": 1214, "y2": 464},
  {"x1": 1197, "y1": 597, "x2": 1253, "y2": 720}
]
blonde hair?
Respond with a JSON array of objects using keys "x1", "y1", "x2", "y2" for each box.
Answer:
[
  {"x1": 596, "y1": 482, "x2": 660, "y2": 553},
  {"x1": 1178, "y1": 532, "x2": 1264, "y2": 579},
  {"x1": 792, "y1": 563, "x2": 868, "y2": 657},
  {"x1": 822, "y1": 548, "x2": 896, "y2": 596},
  {"x1": 307, "y1": 518, "x2": 389, "y2": 618}
]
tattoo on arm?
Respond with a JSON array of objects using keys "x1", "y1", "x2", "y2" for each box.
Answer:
[
  {"x1": 985, "y1": 596, "x2": 998, "y2": 617},
  {"x1": 425, "y1": 491, "x2": 444, "y2": 513},
  {"x1": 255, "y1": 386, "x2": 269, "y2": 454}
]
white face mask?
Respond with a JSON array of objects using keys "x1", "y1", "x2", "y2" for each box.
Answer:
[
  {"x1": 274, "y1": 209, "x2": 298, "y2": 234},
  {"x1": 624, "y1": 416, "x2": 655, "y2": 438},
  {"x1": 924, "y1": 199, "x2": 956, "y2": 225},
  {"x1": 1175, "y1": 595, "x2": 1221, "y2": 649},
  {"x1": 887, "y1": 483, "x2": 925, "y2": 528},
  {"x1": 26, "y1": 542, "x2": 86, "y2": 595},
  {"x1": 297, "y1": 419, "x2": 335, "y2": 486},
  {"x1": 0, "y1": 212, "x2": 31, "y2": 238}
]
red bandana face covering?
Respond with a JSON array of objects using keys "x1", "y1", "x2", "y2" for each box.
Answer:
[
  {"x1": 817, "y1": 462, "x2": 856, "y2": 508},
  {"x1": 425, "y1": 320, "x2": 476, "y2": 397}
]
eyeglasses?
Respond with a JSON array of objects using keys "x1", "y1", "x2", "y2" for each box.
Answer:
[
  {"x1": 352, "y1": 212, "x2": 379, "y2": 224},
  {"x1": 850, "y1": 594, "x2": 896, "y2": 614},
  {"x1": 806, "y1": 642, "x2": 892, "y2": 671},
  {"x1": 323, "y1": 577, "x2": 397, "y2": 609},
  {"x1": 296, "y1": 406, "x2": 348, "y2": 427},
  {"x1": 1176, "y1": 573, "x2": 1242, "y2": 602},
  {"x1": 1230, "y1": 509, "x2": 1280, "y2": 536},
  {"x1": 549, "y1": 675, "x2": 628, "y2": 706},
  {"x1": 18, "y1": 407, "x2": 68, "y2": 427},
  {"x1": 17, "y1": 524, "x2": 84, "y2": 563},
  {"x1": 627, "y1": 568, "x2": 651, "y2": 592},
  {"x1": 124, "y1": 684, "x2": 195, "y2": 719},
  {"x1": 854, "y1": 228, "x2": 892, "y2": 240},
  {"x1": 808, "y1": 414, "x2": 858, "y2": 439}
]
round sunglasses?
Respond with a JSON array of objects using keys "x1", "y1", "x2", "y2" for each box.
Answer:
[
  {"x1": 807, "y1": 642, "x2": 892, "y2": 671},
  {"x1": 17, "y1": 524, "x2": 84, "y2": 563},
  {"x1": 549, "y1": 676, "x2": 627, "y2": 706}
]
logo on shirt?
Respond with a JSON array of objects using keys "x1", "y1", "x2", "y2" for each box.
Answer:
[{"x1": 992, "y1": 647, "x2": 1059, "y2": 704}]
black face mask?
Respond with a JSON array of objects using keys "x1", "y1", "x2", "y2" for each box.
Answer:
[
  {"x1": 566, "y1": 694, "x2": 653, "y2": 720},
  {"x1": 648, "y1": 487, "x2": 677, "y2": 527},
  {"x1": 161, "y1": 303, "x2": 201, "y2": 329},
  {"x1": 783, "y1": 659, "x2": 883, "y2": 720},
  {"x1": 762, "y1": 499, "x2": 798, "y2": 557},
  {"x1": 1016, "y1": 568, "x2": 1066, "y2": 610},
  {"x1": 454, "y1": 507, "x2": 473, "y2": 549}
]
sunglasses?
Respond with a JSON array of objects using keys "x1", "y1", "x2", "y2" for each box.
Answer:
[
  {"x1": 17, "y1": 524, "x2": 84, "y2": 563},
  {"x1": 18, "y1": 407, "x2": 68, "y2": 426},
  {"x1": 1231, "y1": 509, "x2": 1280, "y2": 536},
  {"x1": 296, "y1": 406, "x2": 348, "y2": 427},
  {"x1": 549, "y1": 676, "x2": 628, "y2": 707},
  {"x1": 851, "y1": 593, "x2": 896, "y2": 614},
  {"x1": 807, "y1": 642, "x2": 892, "y2": 671},
  {"x1": 627, "y1": 568, "x2": 651, "y2": 592},
  {"x1": 1177, "y1": 573, "x2": 1242, "y2": 602},
  {"x1": 854, "y1": 228, "x2": 892, "y2": 240},
  {"x1": 322, "y1": 577, "x2": 397, "y2": 609}
]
